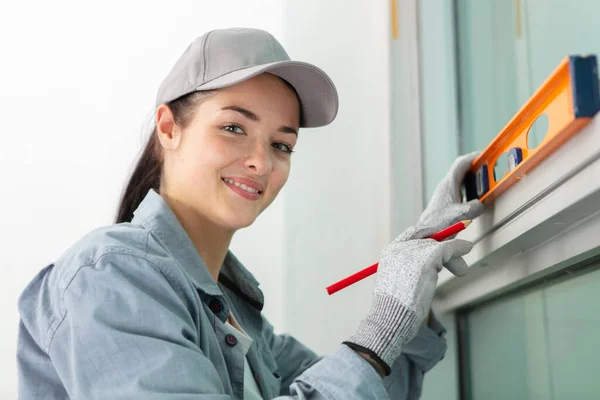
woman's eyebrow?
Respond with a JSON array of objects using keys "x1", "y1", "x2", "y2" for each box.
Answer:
[
  {"x1": 278, "y1": 126, "x2": 298, "y2": 136},
  {"x1": 222, "y1": 105, "x2": 259, "y2": 121}
]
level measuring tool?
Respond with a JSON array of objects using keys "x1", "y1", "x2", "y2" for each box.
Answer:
[{"x1": 463, "y1": 55, "x2": 600, "y2": 203}]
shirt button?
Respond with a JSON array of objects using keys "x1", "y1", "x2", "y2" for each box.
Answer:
[
  {"x1": 209, "y1": 299, "x2": 223, "y2": 313},
  {"x1": 225, "y1": 334, "x2": 238, "y2": 347}
]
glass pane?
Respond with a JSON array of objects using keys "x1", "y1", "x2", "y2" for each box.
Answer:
[
  {"x1": 465, "y1": 264, "x2": 600, "y2": 399},
  {"x1": 524, "y1": 0, "x2": 600, "y2": 92},
  {"x1": 455, "y1": 0, "x2": 600, "y2": 156},
  {"x1": 466, "y1": 289, "x2": 549, "y2": 398},
  {"x1": 418, "y1": 0, "x2": 460, "y2": 201},
  {"x1": 455, "y1": 0, "x2": 521, "y2": 154},
  {"x1": 543, "y1": 265, "x2": 600, "y2": 398}
]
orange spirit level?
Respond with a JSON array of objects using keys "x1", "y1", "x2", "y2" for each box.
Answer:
[{"x1": 464, "y1": 55, "x2": 600, "y2": 203}]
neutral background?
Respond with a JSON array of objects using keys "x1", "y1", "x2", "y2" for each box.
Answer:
[{"x1": 1, "y1": 0, "x2": 398, "y2": 397}]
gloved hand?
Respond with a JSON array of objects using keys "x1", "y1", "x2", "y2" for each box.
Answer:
[
  {"x1": 418, "y1": 152, "x2": 485, "y2": 232},
  {"x1": 344, "y1": 225, "x2": 473, "y2": 374}
]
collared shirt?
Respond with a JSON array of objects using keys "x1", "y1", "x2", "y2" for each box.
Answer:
[
  {"x1": 17, "y1": 189, "x2": 447, "y2": 399},
  {"x1": 224, "y1": 313, "x2": 263, "y2": 399}
]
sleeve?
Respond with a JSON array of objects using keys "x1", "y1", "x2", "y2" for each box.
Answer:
[
  {"x1": 287, "y1": 315, "x2": 446, "y2": 400},
  {"x1": 48, "y1": 253, "x2": 231, "y2": 399},
  {"x1": 262, "y1": 311, "x2": 447, "y2": 400},
  {"x1": 289, "y1": 345, "x2": 391, "y2": 399},
  {"x1": 260, "y1": 316, "x2": 321, "y2": 394},
  {"x1": 400, "y1": 312, "x2": 447, "y2": 372},
  {"x1": 262, "y1": 318, "x2": 392, "y2": 399},
  {"x1": 383, "y1": 312, "x2": 448, "y2": 399}
]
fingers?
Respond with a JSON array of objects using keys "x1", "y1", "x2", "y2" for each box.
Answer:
[
  {"x1": 456, "y1": 151, "x2": 481, "y2": 167},
  {"x1": 444, "y1": 257, "x2": 470, "y2": 277},
  {"x1": 450, "y1": 151, "x2": 481, "y2": 182},
  {"x1": 464, "y1": 199, "x2": 485, "y2": 219},
  {"x1": 437, "y1": 239, "x2": 473, "y2": 276},
  {"x1": 440, "y1": 238, "x2": 473, "y2": 259},
  {"x1": 462, "y1": 151, "x2": 481, "y2": 161},
  {"x1": 452, "y1": 199, "x2": 485, "y2": 221},
  {"x1": 396, "y1": 225, "x2": 438, "y2": 242},
  {"x1": 437, "y1": 238, "x2": 472, "y2": 263},
  {"x1": 429, "y1": 201, "x2": 485, "y2": 232}
]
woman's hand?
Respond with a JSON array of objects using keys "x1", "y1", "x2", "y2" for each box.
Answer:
[
  {"x1": 344, "y1": 225, "x2": 473, "y2": 375},
  {"x1": 418, "y1": 152, "x2": 485, "y2": 232}
]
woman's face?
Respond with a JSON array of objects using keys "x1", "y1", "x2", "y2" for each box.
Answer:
[{"x1": 157, "y1": 73, "x2": 300, "y2": 232}]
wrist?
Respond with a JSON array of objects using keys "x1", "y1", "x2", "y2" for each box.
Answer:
[
  {"x1": 353, "y1": 348, "x2": 386, "y2": 378},
  {"x1": 345, "y1": 294, "x2": 420, "y2": 373}
]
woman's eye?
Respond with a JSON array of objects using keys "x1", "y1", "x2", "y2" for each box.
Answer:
[
  {"x1": 223, "y1": 124, "x2": 245, "y2": 135},
  {"x1": 272, "y1": 142, "x2": 294, "y2": 154}
]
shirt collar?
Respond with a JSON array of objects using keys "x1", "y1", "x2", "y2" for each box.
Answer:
[
  {"x1": 221, "y1": 251, "x2": 264, "y2": 311},
  {"x1": 131, "y1": 189, "x2": 264, "y2": 309}
]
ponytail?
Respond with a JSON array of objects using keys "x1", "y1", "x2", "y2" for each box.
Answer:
[
  {"x1": 115, "y1": 91, "x2": 215, "y2": 223},
  {"x1": 115, "y1": 130, "x2": 162, "y2": 223}
]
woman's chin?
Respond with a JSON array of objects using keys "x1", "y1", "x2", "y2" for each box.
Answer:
[{"x1": 222, "y1": 213, "x2": 259, "y2": 231}]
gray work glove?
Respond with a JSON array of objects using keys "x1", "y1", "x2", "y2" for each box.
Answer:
[
  {"x1": 344, "y1": 225, "x2": 473, "y2": 374},
  {"x1": 418, "y1": 152, "x2": 485, "y2": 232}
]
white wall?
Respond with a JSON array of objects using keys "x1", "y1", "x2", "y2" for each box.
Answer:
[
  {"x1": 280, "y1": 0, "x2": 393, "y2": 353},
  {"x1": 3, "y1": 1, "x2": 411, "y2": 396},
  {"x1": 1, "y1": 1, "x2": 284, "y2": 397}
]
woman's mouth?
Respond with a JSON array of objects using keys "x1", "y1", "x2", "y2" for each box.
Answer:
[{"x1": 222, "y1": 178, "x2": 263, "y2": 200}]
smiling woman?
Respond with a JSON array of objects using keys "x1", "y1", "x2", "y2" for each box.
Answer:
[
  {"x1": 152, "y1": 74, "x2": 300, "y2": 279},
  {"x1": 16, "y1": 27, "x2": 483, "y2": 400}
]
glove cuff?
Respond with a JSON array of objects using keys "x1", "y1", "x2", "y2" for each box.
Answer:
[{"x1": 345, "y1": 294, "x2": 420, "y2": 374}]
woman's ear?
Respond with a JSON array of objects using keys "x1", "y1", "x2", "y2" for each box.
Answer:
[{"x1": 156, "y1": 104, "x2": 181, "y2": 151}]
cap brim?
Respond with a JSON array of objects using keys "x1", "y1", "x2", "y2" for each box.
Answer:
[{"x1": 194, "y1": 61, "x2": 338, "y2": 128}]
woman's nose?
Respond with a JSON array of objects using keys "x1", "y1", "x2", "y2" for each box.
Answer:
[{"x1": 244, "y1": 141, "x2": 272, "y2": 175}]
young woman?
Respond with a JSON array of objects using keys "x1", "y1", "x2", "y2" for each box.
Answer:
[{"x1": 17, "y1": 28, "x2": 484, "y2": 399}]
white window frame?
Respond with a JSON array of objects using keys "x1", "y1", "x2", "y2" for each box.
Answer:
[
  {"x1": 411, "y1": 1, "x2": 600, "y2": 313},
  {"x1": 390, "y1": 0, "x2": 425, "y2": 235},
  {"x1": 410, "y1": 3, "x2": 600, "y2": 398},
  {"x1": 434, "y1": 114, "x2": 600, "y2": 313}
]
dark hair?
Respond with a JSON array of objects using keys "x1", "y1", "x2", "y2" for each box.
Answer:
[{"x1": 115, "y1": 91, "x2": 214, "y2": 223}]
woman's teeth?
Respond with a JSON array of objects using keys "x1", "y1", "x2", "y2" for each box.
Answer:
[{"x1": 223, "y1": 178, "x2": 260, "y2": 194}]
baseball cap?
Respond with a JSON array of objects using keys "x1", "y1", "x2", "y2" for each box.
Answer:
[{"x1": 156, "y1": 27, "x2": 339, "y2": 128}]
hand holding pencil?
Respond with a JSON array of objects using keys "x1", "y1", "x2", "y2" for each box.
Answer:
[
  {"x1": 340, "y1": 153, "x2": 485, "y2": 376},
  {"x1": 343, "y1": 223, "x2": 476, "y2": 374}
]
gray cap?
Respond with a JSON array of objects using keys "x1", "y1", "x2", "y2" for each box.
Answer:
[{"x1": 156, "y1": 28, "x2": 339, "y2": 128}]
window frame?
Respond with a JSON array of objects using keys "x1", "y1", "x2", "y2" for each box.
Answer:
[
  {"x1": 415, "y1": 1, "x2": 600, "y2": 398},
  {"x1": 414, "y1": 0, "x2": 600, "y2": 313}
]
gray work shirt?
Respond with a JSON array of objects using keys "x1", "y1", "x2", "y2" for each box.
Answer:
[{"x1": 17, "y1": 189, "x2": 447, "y2": 399}]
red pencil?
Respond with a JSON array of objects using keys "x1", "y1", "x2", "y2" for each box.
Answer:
[{"x1": 326, "y1": 220, "x2": 472, "y2": 295}]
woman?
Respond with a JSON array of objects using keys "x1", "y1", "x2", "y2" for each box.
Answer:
[{"x1": 17, "y1": 28, "x2": 483, "y2": 399}]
